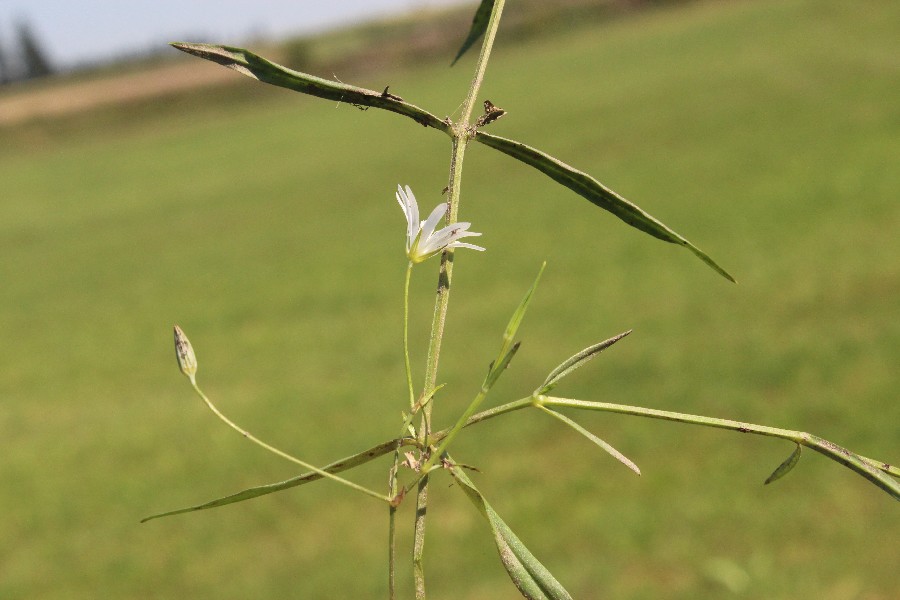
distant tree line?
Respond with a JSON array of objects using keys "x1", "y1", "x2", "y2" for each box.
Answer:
[{"x1": 0, "y1": 20, "x2": 54, "y2": 85}]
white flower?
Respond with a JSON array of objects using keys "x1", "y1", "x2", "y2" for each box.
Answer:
[{"x1": 396, "y1": 184, "x2": 484, "y2": 264}]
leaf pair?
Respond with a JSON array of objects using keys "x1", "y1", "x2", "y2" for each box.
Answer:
[
  {"x1": 170, "y1": 43, "x2": 735, "y2": 282},
  {"x1": 535, "y1": 330, "x2": 640, "y2": 475}
]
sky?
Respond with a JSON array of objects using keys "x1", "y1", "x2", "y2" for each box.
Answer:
[{"x1": 0, "y1": 0, "x2": 470, "y2": 68}]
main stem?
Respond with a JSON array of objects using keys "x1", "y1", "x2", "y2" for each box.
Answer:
[{"x1": 413, "y1": 2, "x2": 507, "y2": 597}]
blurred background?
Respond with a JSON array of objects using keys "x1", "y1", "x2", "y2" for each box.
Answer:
[{"x1": 1, "y1": 0, "x2": 897, "y2": 598}]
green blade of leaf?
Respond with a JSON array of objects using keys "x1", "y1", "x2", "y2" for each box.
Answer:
[
  {"x1": 537, "y1": 330, "x2": 632, "y2": 394},
  {"x1": 474, "y1": 131, "x2": 735, "y2": 282},
  {"x1": 141, "y1": 438, "x2": 402, "y2": 522},
  {"x1": 498, "y1": 262, "x2": 545, "y2": 360},
  {"x1": 485, "y1": 342, "x2": 521, "y2": 391},
  {"x1": 451, "y1": 0, "x2": 495, "y2": 66},
  {"x1": 764, "y1": 443, "x2": 802, "y2": 485},
  {"x1": 450, "y1": 465, "x2": 574, "y2": 600},
  {"x1": 537, "y1": 405, "x2": 641, "y2": 476},
  {"x1": 807, "y1": 436, "x2": 900, "y2": 500},
  {"x1": 171, "y1": 43, "x2": 451, "y2": 134},
  {"x1": 484, "y1": 262, "x2": 545, "y2": 389}
]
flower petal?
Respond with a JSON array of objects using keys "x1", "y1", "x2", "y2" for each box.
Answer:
[
  {"x1": 426, "y1": 224, "x2": 481, "y2": 250},
  {"x1": 448, "y1": 242, "x2": 486, "y2": 252},
  {"x1": 420, "y1": 202, "x2": 448, "y2": 243},
  {"x1": 397, "y1": 184, "x2": 418, "y2": 243}
]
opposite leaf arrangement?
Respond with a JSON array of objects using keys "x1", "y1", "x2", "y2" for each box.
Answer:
[{"x1": 146, "y1": 2, "x2": 899, "y2": 599}]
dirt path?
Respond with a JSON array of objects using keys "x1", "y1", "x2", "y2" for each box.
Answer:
[{"x1": 0, "y1": 60, "x2": 238, "y2": 125}]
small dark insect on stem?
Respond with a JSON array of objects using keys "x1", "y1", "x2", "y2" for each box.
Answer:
[{"x1": 474, "y1": 99, "x2": 506, "y2": 128}]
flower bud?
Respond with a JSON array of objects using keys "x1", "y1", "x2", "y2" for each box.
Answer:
[{"x1": 173, "y1": 325, "x2": 197, "y2": 384}]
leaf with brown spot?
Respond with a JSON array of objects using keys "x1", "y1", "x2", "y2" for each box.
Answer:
[
  {"x1": 474, "y1": 131, "x2": 735, "y2": 282},
  {"x1": 170, "y1": 43, "x2": 449, "y2": 133}
]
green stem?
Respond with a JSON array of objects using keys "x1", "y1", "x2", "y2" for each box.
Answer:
[
  {"x1": 388, "y1": 458, "x2": 399, "y2": 600},
  {"x1": 422, "y1": 394, "x2": 899, "y2": 482},
  {"x1": 413, "y1": 394, "x2": 900, "y2": 500},
  {"x1": 459, "y1": 0, "x2": 508, "y2": 127},
  {"x1": 190, "y1": 382, "x2": 390, "y2": 503},
  {"x1": 419, "y1": 385, "x2": 490, "y2": 477},
  {"x1": 432, "y1": 396, "x2": 533, "y2": 439},
  {"x1": 403, "y1": 262, "x2": 415, "y2": 409},
  {"x1": 538, "y1": 395, "x2": 900, "y2": 500},
  {"x1": 413, "y1": 2, "x2": 508, "y2": 596}
]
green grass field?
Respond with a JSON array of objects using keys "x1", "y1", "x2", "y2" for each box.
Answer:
[{"x1": 1, "y1": 0, "x2": 897, "y2": 598}]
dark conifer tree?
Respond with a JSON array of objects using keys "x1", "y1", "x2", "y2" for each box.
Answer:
[
  {"x1": 15, "y1": 20, "x2": 53, "y2": 80},
  {"x1": 0, "y1": 35, "x2": 12, "y2": 84}
]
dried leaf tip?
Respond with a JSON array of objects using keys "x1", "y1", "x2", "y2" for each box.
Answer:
[{"x1": 173, "y1": 325, "x2": 197, "y2": 385}]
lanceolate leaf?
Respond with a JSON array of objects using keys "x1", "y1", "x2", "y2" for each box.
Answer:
[
  {"x1": 502, "y1": 262, "x2": 545, "y2": 348},
  {"x1": 451, "y1": 0, "x2": 495, "y2": 66},
  {"x1": 537, "y1": 330, "x2": 632, "y2": 394},
  {"x1": 537, "y1": 405, "x2": 641, "y2": 476},
  {"x1": 450, "y1": 465, "x2": 574, "y2": 600},
  {"x1": 485, "y1": 342, "x2": 521, "y2": 391},
  {"x1": 764, "y1": 443, "x2": 802, "y2": 485},
  {"x1": 474, "y1": 131, "x2": 736, "y2": 282},
  {"x1": 171, "y1": 43, "x2": 451, "y2": 133},
  {"x1": 141, "y1": 438, "x2": 403, "y2": 523},
  {"x1": 485, "y1": 262, "x2": 545, "y2": 389}
]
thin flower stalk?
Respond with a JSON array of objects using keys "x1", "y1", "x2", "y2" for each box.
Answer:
[
  {"x1": 189, "y1": 381, "x2": 391, "y2": 502},
  {"x1": 403, "y1": 262, "x2": 415, "y2": 409},
  {"x1": 173, "y1": 326, "x2": 390, "y2": 504}
]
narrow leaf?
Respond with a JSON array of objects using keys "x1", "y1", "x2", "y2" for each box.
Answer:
[
  {"x1": 141, "y1": 438, "x2": 401, "y2": 522},
  {"x1": 538, "y1": 405, "x2": 641, "y2": 476},
  {"x1": 485, "y1": 262, "x2": 545, "y2": 389},
  {"x1": 451, "y1": 0, "x2": 494, "y2": 66},
  {"x1": 171, "y1": 43, "x2": 451, "y2": 133},
  {"x1": 807, "y1": 436, "x2": 900, "y2": 500},
  {"x1": 764, "y1": 444, "x2": 802, "y2": 485},
  {"x1": 537, "y1": 330, "x2": 632, "y2": 394},
  {"x1": 450, "y1": 465, "x2": 574, "y2": 600},
  {"x1": 474, "y1": 131, "x2": 735, "y2": 282},
  {"x1": 499, "y1": 262, "x2": 545, "y2": 358},
  {"x1": 485, "y1": 342, "x2": 521, "y2": 391}
]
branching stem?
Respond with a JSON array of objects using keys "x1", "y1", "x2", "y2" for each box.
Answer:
[{"x1": 417, "y1": 394, "x2": 900, "y2": 500}]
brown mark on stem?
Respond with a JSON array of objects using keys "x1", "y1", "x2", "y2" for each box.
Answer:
[{"x1": 380, "y1": 86, "x2": 403, "y2": 101}]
